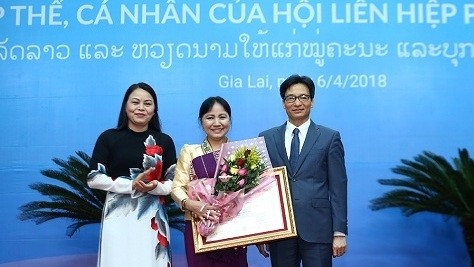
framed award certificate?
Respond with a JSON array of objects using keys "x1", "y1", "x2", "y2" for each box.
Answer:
[{"x1": 192, "y1": 166, "x2": 296, "y2": 253}]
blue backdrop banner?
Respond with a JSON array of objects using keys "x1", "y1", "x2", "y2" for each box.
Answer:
[{"x1": 1, "y1": 1, "x2": 472, "y2": 266}]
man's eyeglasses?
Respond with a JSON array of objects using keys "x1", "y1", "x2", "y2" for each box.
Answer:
[{"x1": 284, "y1": 94, "x2": 311, "y2": 103}]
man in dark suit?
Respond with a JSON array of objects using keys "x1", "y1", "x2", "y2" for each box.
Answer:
[{"x1": 257, "y1": 74, "x2": 348, "y2": 267}]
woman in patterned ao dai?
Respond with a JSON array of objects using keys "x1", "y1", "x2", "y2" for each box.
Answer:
[{"x1": 88, "y1": 82, "x2": 177, "y2": 267}]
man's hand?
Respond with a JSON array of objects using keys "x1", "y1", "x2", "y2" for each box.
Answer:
[{"x1": 333, "y1": 236, "x2": 347, "y2": 257}]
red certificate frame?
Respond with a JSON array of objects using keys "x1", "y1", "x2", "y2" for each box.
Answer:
[{"x1": 192, "y1": 166, "x2": 296, "y2": 253}]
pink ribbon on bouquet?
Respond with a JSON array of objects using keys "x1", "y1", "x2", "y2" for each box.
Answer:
[{"x1": 187, "y1": 173, "x2": 275, "y2": 237}]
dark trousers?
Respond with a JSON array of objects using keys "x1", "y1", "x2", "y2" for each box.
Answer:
[{"x1": 269, "y1": 236, "x2": 332, "y2": 267}]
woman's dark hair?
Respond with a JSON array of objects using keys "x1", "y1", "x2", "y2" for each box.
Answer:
[
  {"x1": 198, "y1": 96, "x2": 232, "y2": 123},
  {"x1": 116, "y1": 82, "x2": 162, "y2": 132},
  {"x1": 279, "y1": 74, "x2": 315, "y2": 100}
]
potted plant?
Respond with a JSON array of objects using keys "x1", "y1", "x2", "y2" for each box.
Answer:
[{"x1": 369, "y1": 148, "x2": 473, "y2": 266}]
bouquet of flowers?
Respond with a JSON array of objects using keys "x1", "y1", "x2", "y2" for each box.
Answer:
[
  {"x1": 215, "y1": 146, "x2": 267, "y2": 194},
  {"x1": 188, "y1": 137, "x2": 275, "y2": 237}
]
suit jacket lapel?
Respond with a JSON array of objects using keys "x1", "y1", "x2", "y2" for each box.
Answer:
[
  {"x1": 294, "y1": 121, "x2": 320, "y2": 174},
  {"x1": 274, "y1": 123, "x2": 290, "y2": 169}
]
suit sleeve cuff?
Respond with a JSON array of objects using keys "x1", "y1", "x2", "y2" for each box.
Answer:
[{"x1": 333, "y1": 231, "x2": 346, "y2": 237}]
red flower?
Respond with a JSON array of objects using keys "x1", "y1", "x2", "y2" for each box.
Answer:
[
  {"x1": 236, "y1": 158, "x2": 245, "y2": 167},
  {"x1": 146, "y1": 145, "x2": 163, "y2": 156}
]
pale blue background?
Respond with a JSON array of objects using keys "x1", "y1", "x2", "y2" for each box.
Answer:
[{"x1": 1, "y1": 1, "x2": 472, "y2": 266}]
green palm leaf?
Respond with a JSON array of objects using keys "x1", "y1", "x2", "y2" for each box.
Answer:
[
  {"x1": 369, "y1": 148, "x2": 474, "y2": 264},
  {"x1": 370, "y1": 149, "x2": 473, "y2": 216},
  {"x1": 18, "y1": 151, "x2": 184, "y2": 237}
]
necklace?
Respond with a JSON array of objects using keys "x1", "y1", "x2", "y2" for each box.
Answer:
[{"x1": 201, "y1": 137, "x2": 228, "y2": 153}]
